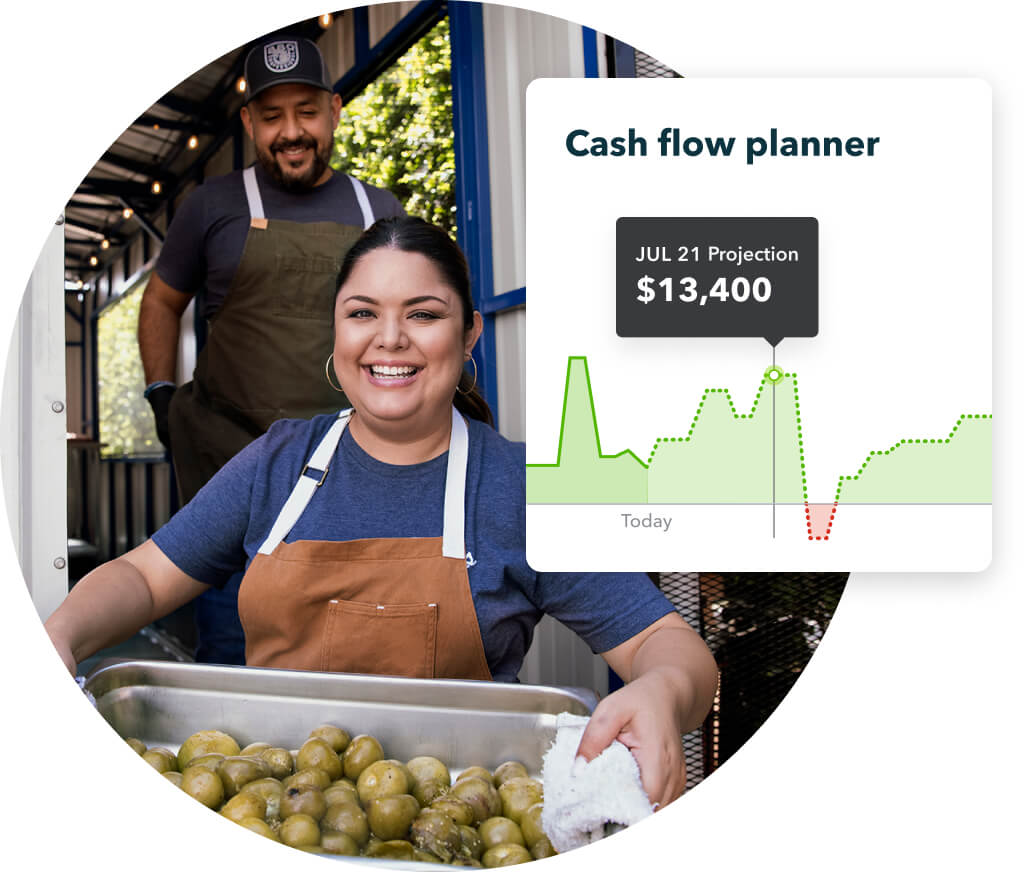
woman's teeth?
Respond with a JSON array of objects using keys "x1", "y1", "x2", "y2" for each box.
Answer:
[{"x1": 370, "y1": 365, "x2": 417, "y2": 378}]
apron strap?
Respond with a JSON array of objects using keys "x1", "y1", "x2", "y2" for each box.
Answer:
[
  {"x1": 442, "y1": 407, "x2": 468, "y2": 559},
  {"x1": 257, "y1": 407, "x2": 469, "y2": 559},
  {"x1": 245, "y1": 167, "x2": 369, "y2": 228},
  {"x1": 242, "y1": 166, "x2": 265, "y2": 220},
  {"x1": 348, "y1": 176, "x2": 375, "y2": 229},
  {"x1": 257, "y1": 409, "x2": 353, "y2": 555}
]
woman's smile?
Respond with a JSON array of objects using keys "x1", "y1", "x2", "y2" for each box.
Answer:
[{"x1": 363, "y1": 362, "x2": 421, "y2": 385}]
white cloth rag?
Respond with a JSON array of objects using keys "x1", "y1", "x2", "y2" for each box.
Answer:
[{"x1": 540, "y1": 712, "x2": 653, "y2": 853}]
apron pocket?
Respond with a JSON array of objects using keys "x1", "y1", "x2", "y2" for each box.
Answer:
[
  {"x1": 321, "y1": 600, "x2": 438, "y2": 678},
  {"x1": 272, "y1": 254, "x2": 341, "y2": 321}
]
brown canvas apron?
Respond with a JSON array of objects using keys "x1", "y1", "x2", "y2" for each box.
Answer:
[
  {"x1": 237, "y1": 407, "x2": 493, "y2": 681},
  {"x1": 168, "y1": 167, "x2": 375, "y2": 503}
]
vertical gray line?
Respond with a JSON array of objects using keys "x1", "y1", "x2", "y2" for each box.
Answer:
[{"x1": 772, "y1": 346, "x2": 776, "y2": 539}]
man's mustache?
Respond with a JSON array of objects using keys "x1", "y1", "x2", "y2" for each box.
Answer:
[{"x1": 271, "y1": 136, "x2": 319, "y2": 154}]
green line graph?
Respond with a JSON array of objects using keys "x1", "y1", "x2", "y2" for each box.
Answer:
[{"x1": 526, "y1": 356, "x2": 991, "y2": 539}]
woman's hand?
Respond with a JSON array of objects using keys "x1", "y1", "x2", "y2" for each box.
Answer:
[
  {"x1": 575, "y1": 668, "x2": 686, "y2": 808},
  {"x1": 583, "y1": 612, "x2": 719, "y2": 810}
]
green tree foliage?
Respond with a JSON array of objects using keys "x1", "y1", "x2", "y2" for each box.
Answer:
[
  {"x1": 331, "y1": 18, "x2": 455, "y2": 235},
  {"x1": 97, "y1": 275, "x2": 162, "y2": 458}
]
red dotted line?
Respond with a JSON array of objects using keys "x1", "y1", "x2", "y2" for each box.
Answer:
[{"x1": 805, "y1": 501, "x2": 839, "y2": 541}]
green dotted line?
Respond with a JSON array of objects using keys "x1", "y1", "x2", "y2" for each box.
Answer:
[
  {"x1": 791, "y1": 375, "x2": 807, "y2": 499},
  {"x1": 647, "y1": 376, "x2": 773, "y2": 466},
  {"x1": 831, "y1": 413, "x2": 993, "y2": 502},
  {"x1": 645, "y1": 373, "x2": 989, "y2": 504}
]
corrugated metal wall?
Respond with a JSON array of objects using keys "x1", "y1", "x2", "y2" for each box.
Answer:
[
  {"x1": 3, "y1": 224, "x2": 69, "y2": 620},
  {"x1": 484, "y1": 6, "x2": 577, "y2": 444},
  {"x1": 484, "y1": 5, "x2": 589, "y2": 306},
  {"x1": 475, "y1": 6, "x2": 613, "y2": 691},
  {"x1": 482, "y1": 7, "x2": 606, "y2": 440}
]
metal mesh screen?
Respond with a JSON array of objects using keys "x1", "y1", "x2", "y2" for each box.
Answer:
[
  {"x1": 635, "y1": 50, "x2": 680, "y2": 79},
  {"x1": 658, "y1": 571, "x2": 848, "y2": 791}
]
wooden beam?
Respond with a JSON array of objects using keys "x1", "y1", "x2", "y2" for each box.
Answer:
[
  {"x1": 95, "y1": 150, "x2": 163, "y2": 178},
  {"x1": 133, "y1": 113, "x2": 217, "y2": 133},
  {"x1": 77, "y1": 178, "x2": 160, "y2": 199}
]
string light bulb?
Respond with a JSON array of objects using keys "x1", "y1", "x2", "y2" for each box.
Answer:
[
  {"x1": 187, "y1": 135, "x2": 199, "y2": 150},
  {"x1": 100, "y1": 238, "x2": 110, "y2": 250},
  {"x1": 236, "y1": 77, "x2": 247, "y2": 94},
  {"x1": 89, "y1": 255, "x2": 99, "y2": 267},
  {"x1": 319, "y1": 13, "x2": 333, "y2": 28},
  {"x1": 151, "y1": 181, "x2": 162, "y2": 195},
  {"x1": 122, "y1": 207, "x2": 134, "y2": 220}
]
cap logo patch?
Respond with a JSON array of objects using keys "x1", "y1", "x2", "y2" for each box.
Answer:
[{"x1": 264, "y1": 41, "x2": 300, "y2": 73}]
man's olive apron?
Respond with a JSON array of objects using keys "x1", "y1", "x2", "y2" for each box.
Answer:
[
  {"x1": 168, "y1": 166, "x2": 376, "y2": 503},
  {"x1": 239, "y1": 407, "x2": 493, "y2": 680}
]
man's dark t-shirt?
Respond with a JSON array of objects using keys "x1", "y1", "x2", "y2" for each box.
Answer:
[{"x1": 155, "y1": 162, "x2": 404, "y2": 319}]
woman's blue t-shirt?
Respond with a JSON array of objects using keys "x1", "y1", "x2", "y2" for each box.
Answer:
[{"x1": 152, "y1": 413, "x2": 674, "y2": 681}]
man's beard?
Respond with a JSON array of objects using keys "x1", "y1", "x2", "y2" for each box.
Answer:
[{"x1": 256, "y1": 134, "x2": 332, "y2": 192}]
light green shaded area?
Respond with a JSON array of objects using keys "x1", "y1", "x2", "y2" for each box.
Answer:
[
  {"x1": 775, "y1": 379, "x2": 806, "y2": 503},
  {"x1": 526, "y1": 357, "x2": 647, "y2": 503},
  {"x1": 647, "y1": 379, "x2": 804, "y2": 504},
  {"x1": 648, "y1": 388, "x2": 769, "y2": 503},
  {"x1": 527, "y1": 355, "x2": 992, "y2": 507},
  {"x1": 836, "y1": 417, "x2": 992, "y2": 503}
]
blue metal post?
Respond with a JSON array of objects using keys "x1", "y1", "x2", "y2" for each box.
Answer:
[
  {"x1": 449, "y1": 1, "x2": 499, "y2": 428},
  {"x1": 353, "y1": 7, "x2": 370, "y2": 65},
  {"x1": 582, "y1": 26, "x2": 599, "y2": 77}
]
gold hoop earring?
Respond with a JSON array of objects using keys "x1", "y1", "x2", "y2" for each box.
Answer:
[
  {"x1": 456, "y1": 356, "x2": 478, "y2": 395},
  {"x1": 325, "y1": 353, "x2": 344, "y2": 393}
]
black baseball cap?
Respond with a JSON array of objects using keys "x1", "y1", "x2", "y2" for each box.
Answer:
[{"x1": 243, "y1": 36, "x2": 333, "y2": 104}]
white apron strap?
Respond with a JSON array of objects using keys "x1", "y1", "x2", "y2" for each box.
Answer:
[
  {"x1": 257, "y1": 409, "x2": 353, "y2": 555},
  {"x1": 442, "y1": 407, "x2": 468, "y2": 560},
  {"x1": 242, "y1": 166, "x2": 266, "y2": 220},
  {"x1": 257, "y1": 407, "x2": 470, "y2": 560},
  {"x1": 348, "y1": 175, "x2": 375, "y2": 229}
]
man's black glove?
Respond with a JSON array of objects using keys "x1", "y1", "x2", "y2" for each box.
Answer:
[{"x1": 144, "y1": 383, "x2": 175, "y2": 452}]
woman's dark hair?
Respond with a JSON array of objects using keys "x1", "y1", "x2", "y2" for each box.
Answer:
[{"x1": 336, "y1": 216, "x2": 494, "y2": 427}]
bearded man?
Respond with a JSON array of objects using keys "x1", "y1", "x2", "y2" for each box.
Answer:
[{"x1": 137, "y1": 35, "x2": 403, "y2": 663}]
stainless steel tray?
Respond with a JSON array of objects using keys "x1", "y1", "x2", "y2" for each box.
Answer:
[{"x1": 84, "y1": 659, "x2": 597, "y2": 777}]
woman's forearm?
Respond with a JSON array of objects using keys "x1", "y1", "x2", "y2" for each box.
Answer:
[
  {"x1": 44, "y1": 540, "x2": 209, "y2": 671},
  {"x1": 45, "y1": 557, "x2": 160, "y2": 667},
  {"x1": 627, "y1": 621, "x2": 719, "y2": 733}
]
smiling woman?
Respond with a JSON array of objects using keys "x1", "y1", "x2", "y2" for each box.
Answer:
[{"x1": 44, "y1": 217, "x2": 718, "y2": 808}]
